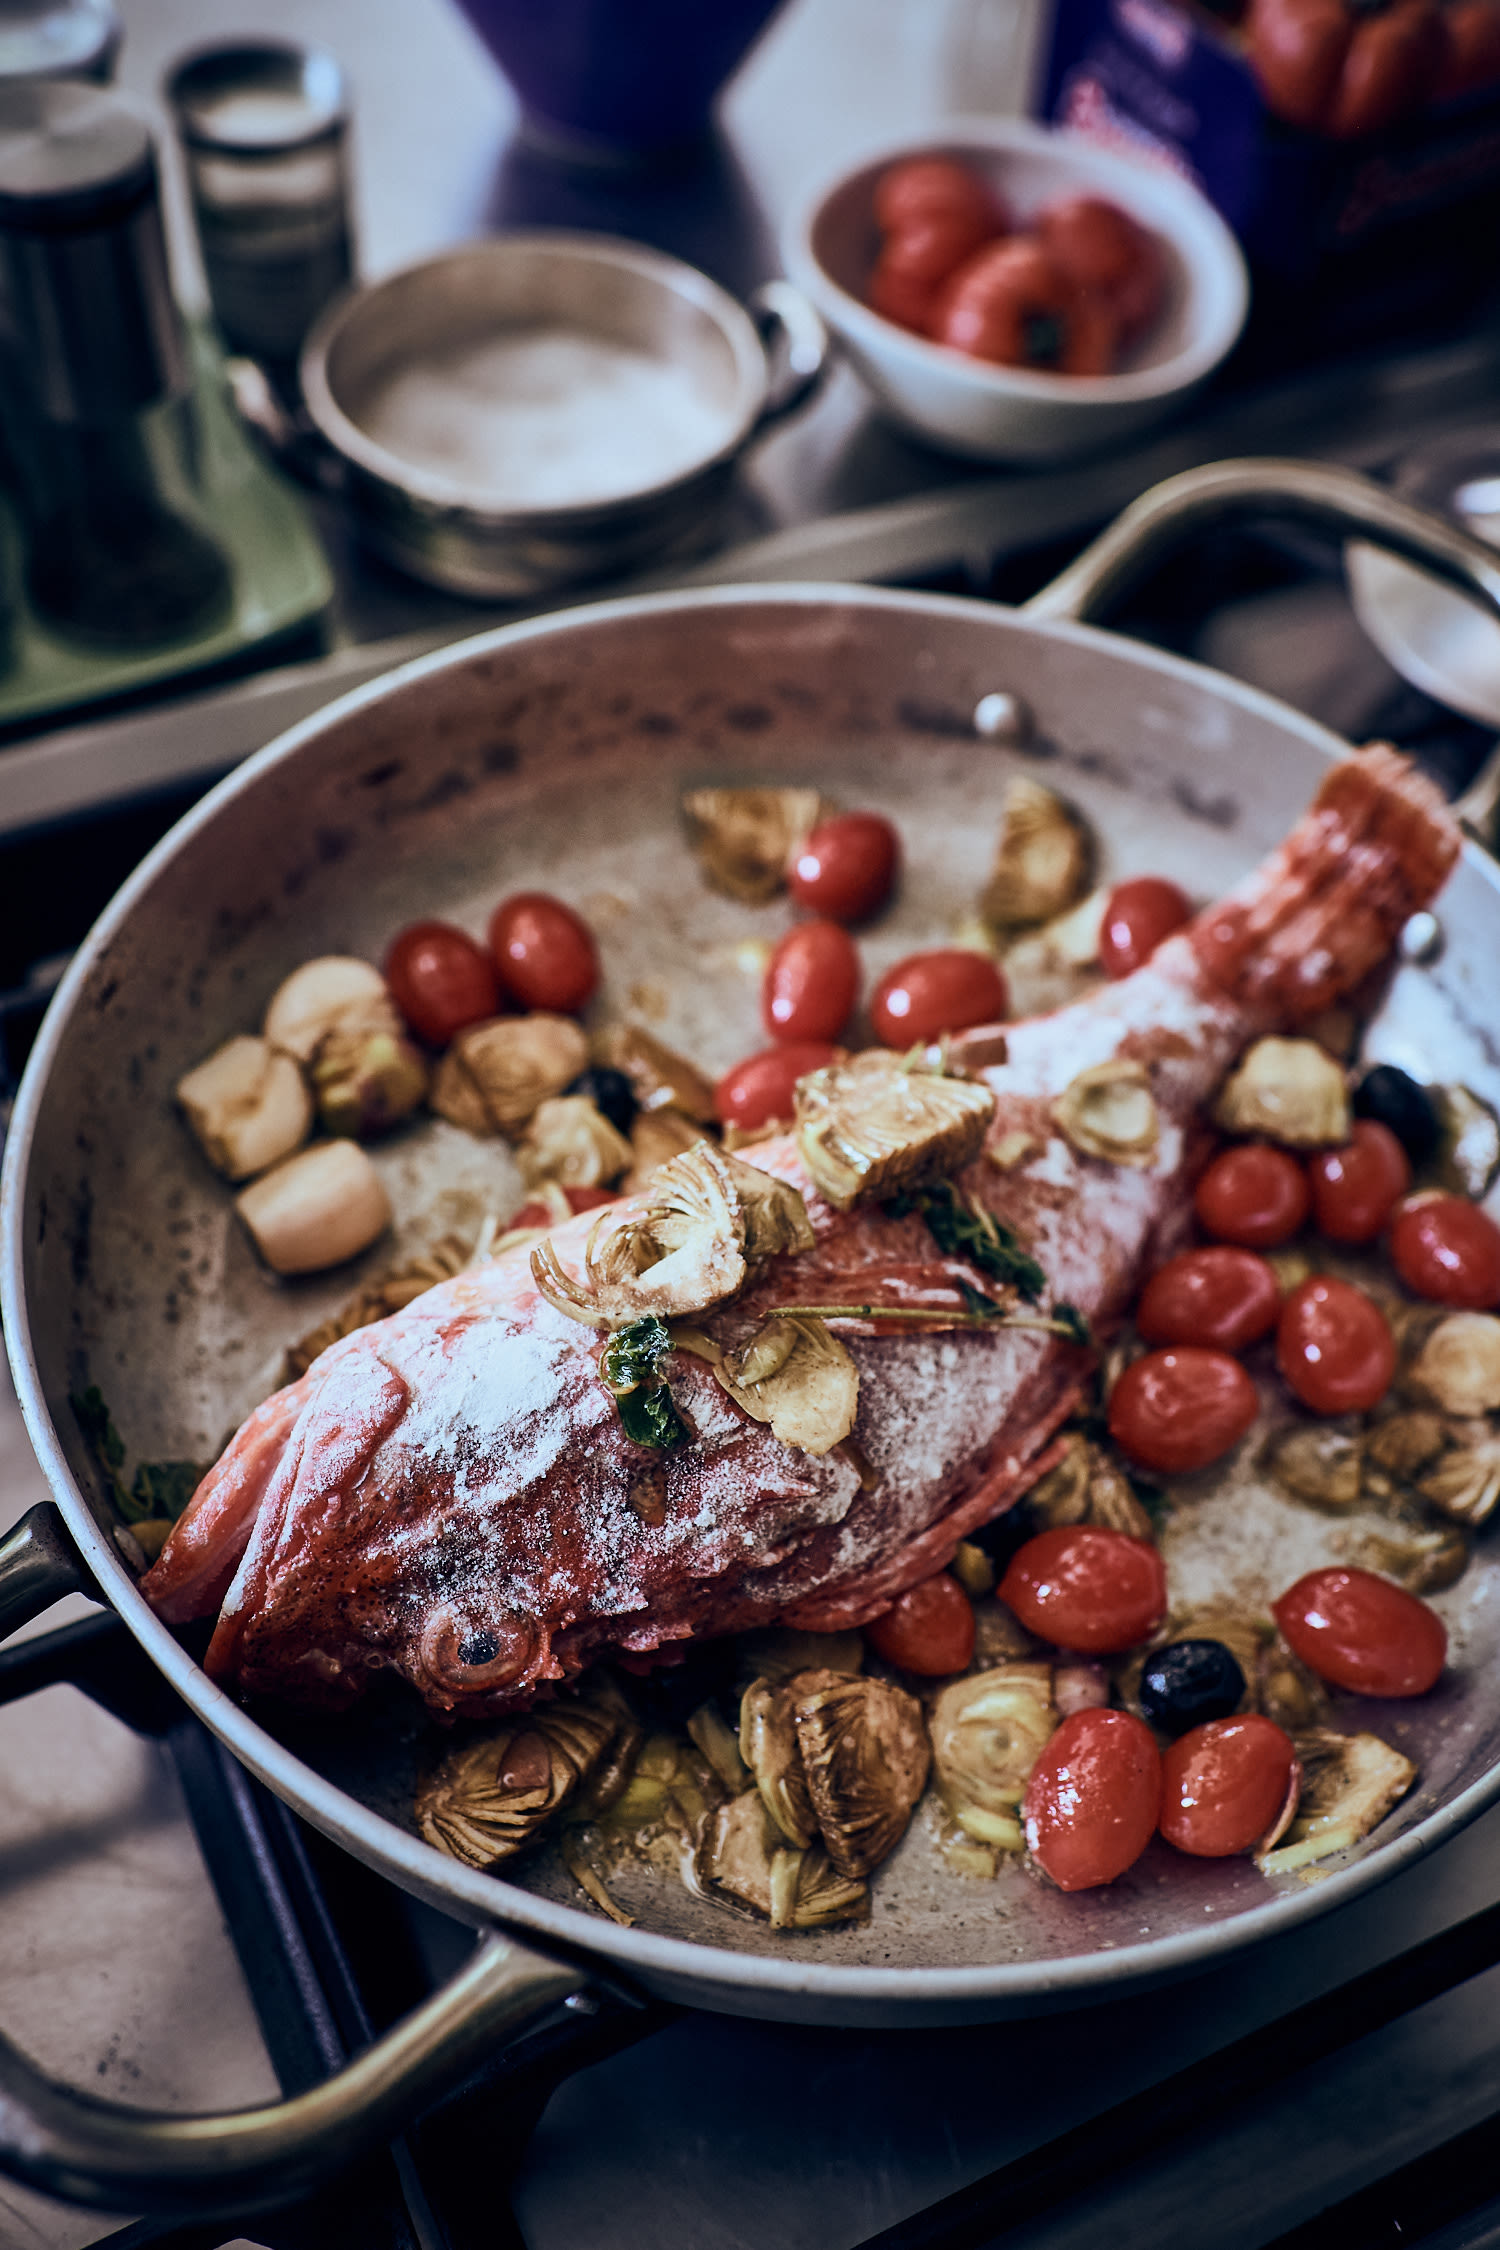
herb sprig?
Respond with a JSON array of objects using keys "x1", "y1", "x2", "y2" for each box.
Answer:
[
  {"x1": 71, "y1": 1387, "x2": 203, "y2": 1526},
  {"x1": 599, "y1": 1316, "x2": 690, "y2": 1451},
  {"x1": 887, "y1": 1179, "x2": 1046, "y2": 1304}
]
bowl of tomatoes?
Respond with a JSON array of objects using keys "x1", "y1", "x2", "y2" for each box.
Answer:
[{"x1": 783, "y1": 118, "x2": 1249, "y2": 463}]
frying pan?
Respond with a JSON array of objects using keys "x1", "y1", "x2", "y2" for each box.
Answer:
[{"x1": 6, "y1": 458, "x2": 1500, "y2": 2219}]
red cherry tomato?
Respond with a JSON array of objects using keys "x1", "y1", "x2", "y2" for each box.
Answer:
[
  {"x1": 488, "y1": 892, "x2": 599, "y2": 1015},
  {"x1": 1099, "y1": 876, "x2": 1193, "y2": 979},
  {"x1": 1108, "y1": 1347, "x2": 1259, "y2": 1474},
  {"x1": 873, "y1": 156, "x2": 1002, "y2": 237},
  {"x1": 508, "y1": 1185, "x2": 618, "y2": 1231},
  {"x1": 870, "y1": 949, "x2": 1008, "y2": 1047},
  {"x1": 1136, "y1": 1246, "x2": 1280, "y2": 1353},
  {"x1": 935, "y1": 238, "x2": 1119, "y2": 375},
  {"x1": 762, "y1": 920, "x2": 859, "y2": 1045},
  {"x1": 1390, "y1": 1193, "x2": 1500, "y2": 1308},
  {"x1": 1307, "y1": 1120, "x2": 1411, "y2": 1246},
  {"x1": 1273, "y1": 1566, "x2": 1446, "y2": 1697},
  {"x1": 714, "y1": 1041, "x2": 838, "y2": 1134},
  {"x1": 1158, "y1": 1716, "x2": 1299, "y2": 1858},
  {"x1": 1276, "y1": 1275, "x2": 1395, "y2": 1415},
  {"x1": 1036, "y1": 196, "x2": 1167, "y2": 339},
  {"x1": 868, "y1": 256, "x2": 941, "y2": 334},
  {"x1": 1023, "y1": 1708, "x2": 1162, "y2": 1891},
  {"x1": 865, "y1": 1572, "x2": 975, "y2": 1676},
  {"x1": 999, "y1": 1526, "x2": 1167, "y2": 1654},
  {"x1": 1195, "y1": 1143, "x2": 1311, "y2": 1249},
  {"x1": 384, "y1": 920, "x2": 499, "y2": 1048},
  {"x1": 789, "y1": 812, "x2": 901, "y2": 924}
]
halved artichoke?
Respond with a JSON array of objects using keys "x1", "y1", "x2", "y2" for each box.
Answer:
[
  {"x1": 682, "y1": 786, "x2": 828, "y2": 904},
  {"x1": 739, "y1": 1670, "x2": 822, "y2": 1847},
  {"x1": 981, "y1": 777, "x2": 1094, "y2": 933},
  {"x1": 1417, "y1": 1424, "x2": 1500, "y2": 1528},
  {"x1": 1433, "y1": 1083, "x2": 1500, "y2": 1200},
  {"x1": 929, "y1": 1661, "x2": 1056, "y2": 1851},
  {"x1": 697, "y1": 1789, "x2": 869, "y2": 1927},
  {"x1": 1265, "y1": 1422, "x2": 1364, "y2": 1512},
  {"x1": 1053, "y1": 1059, "x2": 1159, "y2": 1168},
  {"x1": 519, "y1": 1094, "x2": 633, "y2": 1190},
  {"x1": 1214, "y1": 1037, "x2": 1350, "y2": 1149},
  {"x1": 1408, "y1": 1314, "x2": 1500, "y2": 1417},
  {"x1": 1257, "y1": 1729, "x2": 1417, "y2": 1874},
  {"x1": 795, "y1": 1050, "x2": 997, "y2": 1211},
  {"x1": 794, "y1": 1671, "x2": 930, "y2": 1879},
  {"x1": 1026, "y1": 1433, "x2": 1154, "y2": 1538},
  {"x1": 706, "y1": 1315, "x2": 859, "y2": 1456},
  {"x1": 415, "y1": 1696, "x2": 620, "y2": 1869},
  {"x1": 596, "y1": 1024, "x2": 717, "y2": 1124}
]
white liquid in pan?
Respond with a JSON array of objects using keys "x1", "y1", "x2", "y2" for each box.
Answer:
[{"x1": 356, "y1": 328, "x2": 736, "y2": 507}]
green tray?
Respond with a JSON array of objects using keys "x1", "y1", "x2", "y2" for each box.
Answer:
[{"x1": 0, "y1": 330, "x2": 333, "y2": 732}]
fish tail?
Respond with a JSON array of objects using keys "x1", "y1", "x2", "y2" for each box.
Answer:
[{"x1": 1187, "y1": 744, "x2": 1460, "y2": 1020}]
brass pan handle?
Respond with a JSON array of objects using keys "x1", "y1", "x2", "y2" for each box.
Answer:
[{"x1": 0, "y1": 1504, "x2": 590, "y2": 2218}]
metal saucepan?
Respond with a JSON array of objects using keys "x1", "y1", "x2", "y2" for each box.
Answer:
[
  {"x1": 6, "y1": 458, "x2": 1500, "y2": 2217},
  {"x1": 295, "y1": 232, "x2": 828, "y2": 597}
]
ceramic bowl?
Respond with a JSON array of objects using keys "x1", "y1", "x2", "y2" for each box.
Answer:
[{"x1": 783, "y1": 118, "x2": 1249, "y2": 464}]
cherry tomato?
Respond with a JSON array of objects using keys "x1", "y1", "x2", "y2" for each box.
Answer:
[
  {"x1": 999, "y1": 1525, "x2": 1167, "y2": 1654},
  {"x1": 1195, "y1": 1143, "x2": 1311, "y2": 1249},
  {"x1": 1108, "y1": 1347, "x2": 1259, "y2": 1474},
  {"x1": 935, "y1": 239, "x2": 1119, "y2": 375},
  {"x1": 870, "y1": 949, "x2": 1008, "y2": 1047},
  {"x1": 1023, "y1": 1707, "x2": 1162, "y2": 1891},
  {"x1": 1435, "y1": 0, "x2": 1500, "y2": 97},
  {"x1": 1036, "y1": 196, "x2": 1167, "y2": 339},
  {"x1": 868, "y1": 256, "x2": 939, "y2": 334},
  {"x1": 1308, "y1": 1119, "x2": 1411, "y2": 1245},
  {"x1": 1136, "y1": 1246, "x2": 1280, "y2": 1353},
  {"x1": 1273, "y1": 1566, "x2": 1446, "y2": 1697},
  {"x1": 869, "y1": 213, "x2": 999, "y2": 333},
  {"x1": 714, "y1": 1041, "x2": 838, "y2": 1134},
  {"x1": 384, "y1": 920, "x2": 499, "y2": 1048},
  {"x1": 873, "y1": 156, "x2": 1002, "y2": 238},
  {"x1": 865, "y1": 1572, "x2": 975, "y2": 1675},
  {"x1": 1390, "y1": 1193, "x2": 1500, "y2": 1308},
  {"x1": 762, "y1": 920, "x2": 860, "y2": 1045},
  {"x1": 1099, "y1": 876, "x2": 1193, "y2": 979},
  {"x1": 1158, "y1": 1716, "x2": 1299, "y2": 1858},
  {"x1": 789, "y1": 812, "x2": 901, "y2": 924},
  {"x1": 488, "y1": 892, "x2": 599, "y2": 1015},
  {"x1": 1276, "y1": 1275, "x2": 1395, "y2": 1415}
]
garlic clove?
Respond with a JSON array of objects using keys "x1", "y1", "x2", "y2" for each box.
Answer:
[
  {"x1": 177, "y1": 1035, "x2": 312, "y2": 1181},
  {"x1": 236, "y1": 1140, "x2": 392, "y2": 1274},
  {"x1": 263, "y1": 957, "x2": 390, "y2": 1064}
]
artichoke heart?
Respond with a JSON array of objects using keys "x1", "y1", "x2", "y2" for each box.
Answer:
[
  {"x1": 981, "y1": 777, "x2": 1094, "y2": 933},
  {"x1": 682, "y1": 785, "x2": 828, "y2": 904},
  {"x1": 930, "y1": 1661, "x2": 1057, "y2": 1850},
  {"x1": 415, "y1": 1697, "x2": 620, "y2": 1870},
  {"x1": 1409, "y1": 1313, "x2": 1500, "y2": 1417},
  {"x1": 534, "y1": 1144, "x2": 813, "y2": 1328},
  {"x1": 1053, "y1": 1059, "x2": 1159, "y2": 1168},
  {"x1": 739, "y1": 1671, "x2": 822, "y2": 1847},
  {"x1": 520, "y1": 1094, "x2": 633, "y2": 1190},
  {"x1": 1258, "y1": 1729, "x2": 1416, "y2": 1875},
  {"x1": 1027, "y1": 1432, "x2": 1154, "y2": 1536},
  {"x1": 596, "y1": 1023, "x2": 717, "y2": 1123},
  {"x1": 713, "y1": 1316, "x2": 859, "y2": 1456},
  {"x1": 1416, "y1": 1427, "x2": 1500, "y2": 1528},
  {"x1": 1433, "y1": 1082, "x2": 1500, "y2": 1200},
  {"x1": 697, "y1": 1789, "x2": 869, "y2": 1927},
  {"x1": 792, "y1": 1671, "x2": 930, "y2": 1879},
  {"x1": 1265, "y1": 1422, "x2": 1364, "y2": 1513},
  {"x1": 1214, "y1": 1037, "x2": 1350, "y2": 1149},
  {"x1": 312, "y1": 1019, "x2": 428, "y2": 1139},
  {"x1": 795, "y1": 1050, "x2": 997, "y2": 1210},
  {"x1": 444, "y1": 1014, "x2": 589, "y2": 1138}
]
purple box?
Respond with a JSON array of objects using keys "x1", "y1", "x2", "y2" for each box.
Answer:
[{"x1": 1041, "y1": 0, "x2": 1500, "y2": 344}]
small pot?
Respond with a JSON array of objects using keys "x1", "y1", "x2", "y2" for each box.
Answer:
[{"x1": 298, "y1": 231, "x2": 828, "y2": 598}]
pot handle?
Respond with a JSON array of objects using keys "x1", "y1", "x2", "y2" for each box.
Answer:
[
  {"x1": 0, "y1": 1503, "x2": 591, "y2": 2218},
  {"x1": 746, "y1": 279, "x2": 830, "y2": 435},
  {"x1": 1023, "y1": 457, "x2": 1500, "y2": 631}
]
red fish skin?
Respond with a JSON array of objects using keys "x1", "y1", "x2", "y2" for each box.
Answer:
[{"x1": 141, "y1": 746, "x2": 1458, "y2": 1718}]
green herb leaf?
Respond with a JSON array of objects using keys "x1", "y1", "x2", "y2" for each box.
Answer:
[
  {"x1": 131, "y1": 1461, "x2": 203, "y2": 1524},
  {"x1": 71, "y1": 1386, "x2": 132, "y2": 1514},
  {"x1": 889, "y1": 1179, "x2": 1046, "y2": 1304},
  {"x1": 615, "y1": 1381, "x2": 689, "y2": 1451},
  {"x1": 1052, "y1": 1302, "x2": 1092, "y2": 1348},
  {"x1": 600, "y1": 1316, "x2": 674, "y2": 1397}
]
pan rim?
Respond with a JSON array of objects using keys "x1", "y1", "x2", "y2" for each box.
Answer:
[{"x1": 8, "y1": 578, "x2": 1500, "y2": 2012}]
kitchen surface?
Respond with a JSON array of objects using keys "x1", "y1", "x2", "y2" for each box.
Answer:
[{"x1": 8, "y1": 0, "x2": 1500, "y2": 2245}]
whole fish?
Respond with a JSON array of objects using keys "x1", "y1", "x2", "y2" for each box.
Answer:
[{"x1": 143, "y1": 747, "x2": 1458, "y2": 1717}]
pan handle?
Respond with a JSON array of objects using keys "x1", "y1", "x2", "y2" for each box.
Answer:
[
  {"x1": 0, "y1": 1504, "x2": 592, "y2": 2218},
  {"x1": 1023, "y1": 457, "x2": 1500, "y2": 630}
]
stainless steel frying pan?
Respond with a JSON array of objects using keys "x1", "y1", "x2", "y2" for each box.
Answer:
[{"x1": 7, "y1": 458, "x2": 1500, "y2": 2219}]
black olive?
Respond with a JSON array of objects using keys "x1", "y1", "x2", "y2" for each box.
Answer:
[
  {"x1": 565, "y1": 1065, "x2": 637, "y2": 1136},
  {"x1": 1138, "y1": 1638, "x2": 1246, "y2": 1736},
  {"x1": 1352, "y1": 1064, "x2": 1439, "y2": 1168}
]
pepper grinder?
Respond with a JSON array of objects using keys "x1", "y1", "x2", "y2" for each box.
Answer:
[{"x1": 0, "y1": 80, "x2": 232, "y2": 647}]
